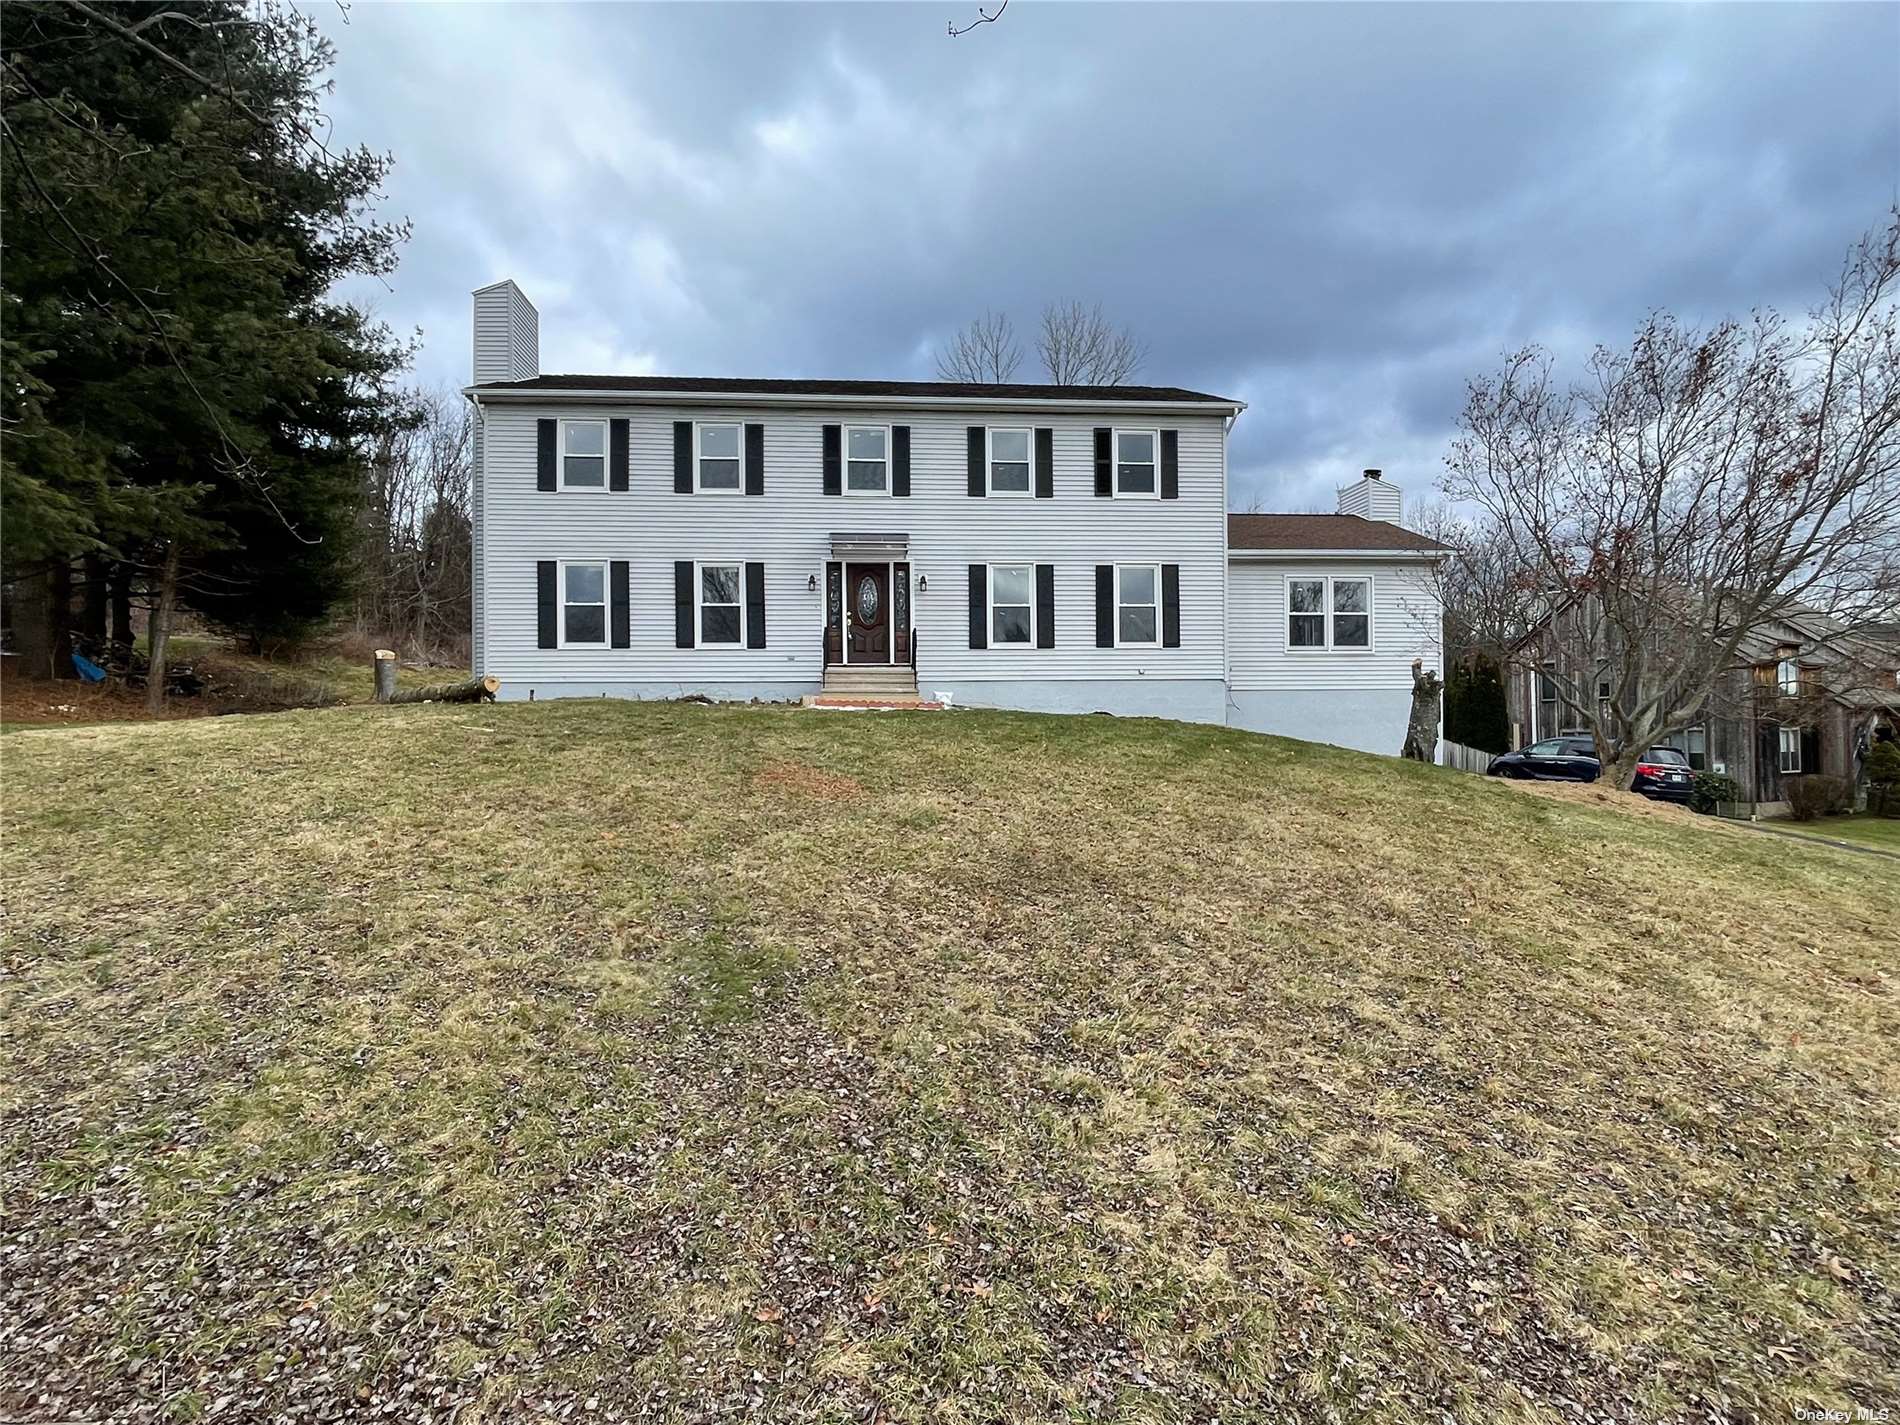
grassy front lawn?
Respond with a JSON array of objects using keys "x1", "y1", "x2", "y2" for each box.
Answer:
[
  {"x1": 3, "y1": 701, "x2": 1894, "y2": 1422},
  {"x1": 1794, "y1": 813, "x2": 1900, "y2": 854}
]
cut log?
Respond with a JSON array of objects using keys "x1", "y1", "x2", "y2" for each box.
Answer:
[
  {"x1": 1401, "y1": 657, "x2": 1443, "y2": 763},
  {"x1": 384, "y1": 675, "x2": 500, "y2": 705},
  {"x1": 373, "y1": 649, "x2": 398, "y2": 704}
]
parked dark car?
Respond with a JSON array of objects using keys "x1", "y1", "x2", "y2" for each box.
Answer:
[
  {"x1": 1486, "y1": 736, "x2": 1601, "y2": 781},
  {"x1": 1487, "y1": 739, "x2": 1696, "y2": 801},
  {"x1": 1629, "y1": 746, "x2": 1695, "y2": 802}
]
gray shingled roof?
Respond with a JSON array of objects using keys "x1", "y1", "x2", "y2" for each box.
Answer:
[
  {"x1": 473, "y1": 374, "x2": 1236, "y2": 403},
  {"x1": 1228, "y1": 514, "x2": 1450, "y2": 552}
]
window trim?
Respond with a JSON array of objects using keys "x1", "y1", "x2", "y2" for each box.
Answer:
[
  {"x1": 842, "y1": 424, "x2": 891, "y2": 497},
  {"x1": 987, "y1": 427, "x2": 1034, "y2": 498},
  {"x1": 557, "y1": 419, "x2": 608, "y2": 491},
  {"x1": 1777, "y1": 726, "x2": 1802, "y2": 775},
  {"x1": 1112, "y1": 427, "x2": 1160, "y2": 500},
  {"x1": 558, "y1": 559, "x2": 609, "y2": 648},
  {"x1": 1283, "y1": 574, "x2": 1376, "y2": 653},
  {"x1": 693, "y1": 421, "x2": 744, "y2": 495},
  {"x1": 987, "y1": 561, "x2": 1036, "y2": 647},
  {"x1": 1114, "y1": 562, "x2": 1162, "y2": 648},
  {"x1": 696, "y1": 560, "x2": 745, "y2": 647}
]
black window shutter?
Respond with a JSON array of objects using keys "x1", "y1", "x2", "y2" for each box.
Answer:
[
  {"x1": 1160, "y1": 430, "x2": 1179, "y2": 500},
  {"x1": 673, "y1": 422, "x2": 693, "y2": 493},
  {"x1": 537, "y1": 561, "x2": 557, "y2": 647},
  {"x1": 674, "y1": 561, "x2": 694, "y2": 648},
  {"x1": 822, "y1": 424, "x2": 841, "y2": 495},
  {"x1": 1093, "y1": 428, "x2": 1111, "y2": 497},
  {"x1": 610, "y1": 419, "x2": 630, "y2": 491},
  {"x1": 1035, "y1": 564, "x2": 1055, "y2": 649},
  {"x1": 1162, "y1": 564, "x2": 1181, "y2": 647},
  {"x1": 537, "y1": 420, "x2": 556, "y2": 491},
  {"x1": 745, "y1": 561, "x2": 766, "y2": 649},
  {"x1": 745, "y1": 423, "x2": 764, "y2": 495},
  {"x1": 967, "y1": 427, "x2": 986, "y2": 497},
  {"x1": 1801, "y1": 725, "x2": 1821, "y2": 774},
  {"x1": 892, "y1": 426, "x2": 911, "y2": 497},
  {"x1": 610, "y1": 560, "x2": 630, "y2": 647},
  {"x1": 1095, "y1": 565, "x2": 1114, "y2": 646},
  {"x1": 967, "y1": 564, "x2": 987, "y2": 649},
  {"x1": 1035, "y1": 428, "x2": 1054, "y2": 498}
]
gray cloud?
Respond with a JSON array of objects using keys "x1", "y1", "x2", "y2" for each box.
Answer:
[{"x1": 322, "y1": 1, "x2": 1900, "y2": 511}]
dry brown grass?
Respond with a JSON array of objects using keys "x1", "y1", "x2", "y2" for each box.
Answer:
[{"x1": 2, "y1": 700, "x2": 1894, "y2": 1424}]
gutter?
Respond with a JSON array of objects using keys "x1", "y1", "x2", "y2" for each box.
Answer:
[
  {"x1": 1226, "y1": 547, "x2": 1447, "y2": 561},
  {"x1": 462, "y1": 385, "x2": 1246, "y2": 417}
]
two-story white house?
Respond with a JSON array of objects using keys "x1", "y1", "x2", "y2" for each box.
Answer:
[{"x1": 465, "y1": 280, "x2": 1446, "y2": 754}]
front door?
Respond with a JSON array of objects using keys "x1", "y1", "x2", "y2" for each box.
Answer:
[{"x1": 846, "y1": 562, "x2": 890, "y2": 663}]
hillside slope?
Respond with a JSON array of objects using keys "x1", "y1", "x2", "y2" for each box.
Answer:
[{"x1": 3, "y1": 701, "x2": 1894, "y2": 1423}]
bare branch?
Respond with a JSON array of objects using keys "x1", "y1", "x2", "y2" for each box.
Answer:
[
  {"x1": 934, "y1": 309, "x2": 1022, "y2": 383},
  {"x1": 948, "y1": 0, "x2": 1007, "y2": 38},
  {"x1": 1036, "y1": 300, "x2": 1147, "y2": 386}
]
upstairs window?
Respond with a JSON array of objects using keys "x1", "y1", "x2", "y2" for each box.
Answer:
[
  {"x1": 560, "y1": 420, "x2": 606, "y2": 489},
  {"x1": 1777, "y1": 658, "x2": 1800, "y2": 695},
  {"x1": 1287, "y1": 577, "x2": 1371, "y2": 649},
  {"x1": 1115, "y1": 430, "x2": 1157, "y2": 496},
  {"x1": 696, "y1": 423, "x2": 741, "y2": 492},
  {"x1": 699, "y1": 564, "x2": 742, "y2": 644},
  {"x1": 1116, "y1": 563, "x2": 1160, "y2": 646},
  {"x1": 989, "y1": 428, "x2": 1031, "y2": 495},
  {"x1": 846, "y1": 426, "x2": 888, "y2": 494},
  {"x1": 990, "y1": 563, "x2": 1034, "y2": 644},
  {"x1": 562, "y1": 561, "x2": 607, "y2": 645}
]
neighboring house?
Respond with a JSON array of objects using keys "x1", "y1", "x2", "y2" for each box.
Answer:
[
  {"x1": 464, "y1": 280, "x2": 1446, "y2": 755},
  {"x1": 1506, "y1": 602, "x2": 1900, "y2": 812}
]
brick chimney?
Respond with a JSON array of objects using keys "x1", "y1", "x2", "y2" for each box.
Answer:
[
  {"x1": 1337, "y1": 467, "x2": 1404, "y2": 524},
  {"x1": 471, "y1": 279, "x2": 539, "y2": 384}
]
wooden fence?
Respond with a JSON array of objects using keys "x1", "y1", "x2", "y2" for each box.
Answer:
[{"x1": 1439, "y1": 739, "x2": 1497, "y2": 775}]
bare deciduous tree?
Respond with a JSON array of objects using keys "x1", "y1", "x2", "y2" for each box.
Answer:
[
  {"x1": 1408, "y1": 505, "x2": 1534, "y2": 663},
  {"x1": 352, "y1": 388, "x2": 473, "y2": 661},
  {"x1": 935, "y1": 309, "x2": 1022, "y2": 383},
  {"x1": 1036, "y1": 300, "x2": 1147, "y2": 386},
  {"x1": 1444, "y1": 210, "x2": 1900, "y2": 787}
]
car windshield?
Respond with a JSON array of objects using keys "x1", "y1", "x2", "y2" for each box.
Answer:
[{"x1": 1644, "y1": 748, "x2": 1689, "y2": 765}]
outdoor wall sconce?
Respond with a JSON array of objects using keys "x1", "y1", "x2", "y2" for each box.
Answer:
[
  {"x1": 807, "y1": 573, "x2": 818, "y2": 592},
  {"x1": 916, "y1": 574, "x2": 928, "y2": 593}
]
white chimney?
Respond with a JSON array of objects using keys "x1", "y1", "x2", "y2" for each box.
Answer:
[
  {"x1": 1337, "y1": 467, "x2": 1404, "y2": 524},
  {"x1": 471, "y1": 279, "x2": 539, "y2": 384}
]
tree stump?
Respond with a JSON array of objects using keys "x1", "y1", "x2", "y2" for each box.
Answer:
[
  {"x1": 384, "y1": 675, "x2": 500, "y2": 705},
  {"x1": 1401, "y1": 658, "x2": 1443, "y2": 763},
  {"x1": 373, "y1": 649, "x2": 398, "y2": 704}
]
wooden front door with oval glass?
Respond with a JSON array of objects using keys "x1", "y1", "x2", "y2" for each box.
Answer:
[{"x1": 845, "y1": 562, "x2": 890, "y2": 663}]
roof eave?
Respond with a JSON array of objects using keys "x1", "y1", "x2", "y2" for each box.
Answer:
[
  {"x1": 1227, "y1": 547, "x2": 1447, "y2": 560},
  {"x1": 462, "y1": 384, "x2": 1245, "y2": 415}
]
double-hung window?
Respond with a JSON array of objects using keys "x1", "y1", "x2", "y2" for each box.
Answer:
[
  {"x1": 560, "y1": 420, "x2": 607, "y2": 489},
  {"x1": 1287, "y1": 576, "x2": 1372, "y2": 649},
  {"x1": 1777, "y1": 658, "x2": 1801, "y2": 695},
  {"x1": 1116, "y1": 564, "x2": 1160, "y2": 646},
  {"x1": 846, "y1": 426, "x2": 888, "y2": 494},
  {"x1": 990, "y1": 563, "x2": 1034, "y2": 645},
  {"x1": 1115, "y1": 430, "x2": 1157, "y2": 496},
  {"x1": 562, "y1": 561, "x2": 607, "y2": 646},
  {"x1": 699, "y1": 563, "x2": 742, "y2": 645},
  {"x1": 1777, "y1": 726, "x2": 1802, "y2": 774},
  {"x1": 696, "y1": 424, "x2": 741, "y2": 492},
  {"x1": 1684, "y1": 725, "x2": 1708, "y2": 771},
  {"x1": 989, "y1": 429, "x2": 1031, "y2": 495}
]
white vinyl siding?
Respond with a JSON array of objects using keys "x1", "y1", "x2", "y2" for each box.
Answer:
[
  {"x1": 475, "y1": 405, "x2": 1228, "y2": 689},
  {"x1": 1228, "y1": 559, "x2": 1441, "y2": 693}
]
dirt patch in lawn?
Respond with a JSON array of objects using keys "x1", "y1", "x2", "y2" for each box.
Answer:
[
  {"x1": 1498, "y1": 775, "x2": 1705, "y2": 823},
  {"x1": 751, "y1": 759, "x2": 865, "y2": 800}
]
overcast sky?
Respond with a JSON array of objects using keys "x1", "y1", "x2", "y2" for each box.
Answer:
[{"x1": 323, "y1": 1, "x2": 1900, "y2": 512}]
